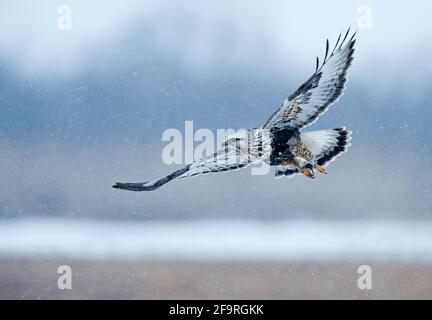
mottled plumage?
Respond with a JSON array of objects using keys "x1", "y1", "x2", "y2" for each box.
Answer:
[{"x1": 113, "y1": 29, "x2": 356, "y2": 191}]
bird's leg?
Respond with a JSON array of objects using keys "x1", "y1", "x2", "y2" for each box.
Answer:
[
  {"x1": 316, "y1": 165, "x2": 327, "y2": 174},
  {"x1": 302, "y1": 166, "x2": 315, "y2": 179},
  {"x1": 294, "y1": 157, "x2": 315, "y2": 179}
]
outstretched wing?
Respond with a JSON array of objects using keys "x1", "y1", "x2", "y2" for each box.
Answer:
[
  {"x1": 113, "y1": 146, "x2": 252, "y2": 191},
  {"x1": 263, "y1": 29, "x2": 356, "y2": 131}
]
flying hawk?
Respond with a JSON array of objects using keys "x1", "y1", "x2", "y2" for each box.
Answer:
[{"x1": 113, "y1": 29, "x2": 355, "y2": 191}]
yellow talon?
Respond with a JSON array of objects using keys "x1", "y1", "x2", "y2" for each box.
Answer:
[
  {"x1": 316, "y1": 165, "x2": 327, "y2": 174},
  {"x1": 303, "y1": 168, "x2": 315, "y2": 179}
]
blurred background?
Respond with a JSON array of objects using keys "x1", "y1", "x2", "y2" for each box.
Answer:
[{"x1": 0, "y1": 0, "x2": 431, "y2": 299}]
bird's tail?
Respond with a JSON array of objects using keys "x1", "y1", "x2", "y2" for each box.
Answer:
[
  {"x1": 112, "y1": 166, "x2": 190, "y2": 191},
  {"x1": 301, "y1": 127, "x2": 352, "y2": 167},
  {"x1": 315, "y1": 128, "x2": 351, "y2": 166}
]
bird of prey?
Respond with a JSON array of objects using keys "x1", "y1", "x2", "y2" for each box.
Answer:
[{"x1": 113, "y1": 29, "x2": 355, "y2": 191}]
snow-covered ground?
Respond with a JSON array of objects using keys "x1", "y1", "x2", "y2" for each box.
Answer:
[{"x1": 1, "y1": 219, "x2": 432, "y2": 262}]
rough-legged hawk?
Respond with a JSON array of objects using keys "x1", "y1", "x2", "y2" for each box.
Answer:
[{"x1": 113, "y1": 29, "x2": 355, "y2": 191}]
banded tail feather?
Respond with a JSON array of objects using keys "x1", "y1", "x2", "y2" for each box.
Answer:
[{"x1": 301, "y1": 127, "x2": 352, "y2": 167}]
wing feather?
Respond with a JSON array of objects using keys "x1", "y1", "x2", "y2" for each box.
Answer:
[
  {"x1": 178, "y1": 147, "x2": 251, "y2": 179},
  {"x1": 264, "y1": 29, "x2": 356, "y2": 131},
  {"x1": 113, "y1": 144, "x2": 253, "y2": 191}
]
